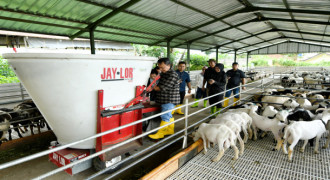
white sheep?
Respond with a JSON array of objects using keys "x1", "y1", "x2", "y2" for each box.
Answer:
[
  {"x1": 261, "y1": 95, "x2": 290, "y2": 108},
  {"x1": 262, "y1": 106, "x2": 278, "y2": 118},
  {"x1": 0, "y1": 111, "x2": 12, "y2": 143},
  {"x1": 303, "y1": 76, "x2": 322, "y2": 88},
  {"x1": 193, "y1": 123, "x2": 239, "y2": 162},
  {"x1": 249, "y1": 105, "x2": 288, "y2": 151},
  {"x1": 282, "y1": 109, "x2": 330, "y2": 162},
  {"x1": 220, "y1": 111, "x2": 253, "y2": 142},
  {"x1": 317, "y1": 109, "x2": 330, "y2": 149},
  {"x1": 209, "y1": 117, "x2": 244, "y2": 155},
  {"x1": 307, "y1": 94, "x2": 325, "y2": 104},
  {"x1": 283, "y1": 99, "x2": 300, "y2": 110}
]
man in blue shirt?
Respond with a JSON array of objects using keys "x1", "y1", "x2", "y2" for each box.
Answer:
[{"x1": 173, "y1": 61, "x2": 191, "y2": 115}]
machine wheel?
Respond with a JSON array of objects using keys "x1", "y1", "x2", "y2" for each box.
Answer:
[{"x1": 93, "y1": 155, "x2": 122, "y2": 173}]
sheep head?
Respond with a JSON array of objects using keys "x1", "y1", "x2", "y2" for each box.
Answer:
[
  {"x1": 321, "y1": 109, "x2": 330, "y2": 123},
  {"x1": 283, "y1": 99, "x2": 299, "y2": 109},
  {"x1": 275, "y1": 110, "x2": 289, "y2": 123}
]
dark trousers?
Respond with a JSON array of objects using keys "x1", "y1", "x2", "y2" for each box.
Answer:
[
  {"x1": 208, "y1": 90, "x2": 224, "y2": 108},
  {"x1": 179, "y1": 91, "x2": 185, "y2": 104},
  {"x1": 196, "y1": 87, "x2": 207, "y2": 99}
]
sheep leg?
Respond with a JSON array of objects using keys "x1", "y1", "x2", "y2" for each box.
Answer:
[
  {"x1": 237, "y1": 134, "x2": 244, "y2": 156},
  {"x1": 252, "y1": 125, "x2": 258, "y2": 141},
  {"x1": 300, "y1": 140, "x2": 308, "y2": 153},
  {"x1": 29, "y1": 123, "x2": 34, "y2": 135},
  {"x1": 261, "y1": 131, "x2": 267, "y2": 138},
  {"x1": 24, "y1": 126, "x2": 28, "y2": 132},
  {"x1": 322, "y1": 133, "x2": 330, "y2": 149},
  {"x1": 231, "y1": 144, "x2": 239, "y2": 161},
  {"x1": 18, "y1": 126, "x2": 25, "y2": 134},
  {"x1": 212, "y1": 138, "x2": 225, "y2": 162},
  {"x1": 8, "y1": 128, "x2": 12, "y2": 140},
  {"x1": 274, "y1": 137, "x2": 283, "y2": 151},
  {"x1": 282, "y1": 139, "x2": 288, "y2": 154},
  {"x1": 14, "y1": 125, "x2": 23, "y2": 138},
  {"x1": 202, "y1": 136, "x2": 208, "y2": 155},
  {"x1": 212, "y1": 149, "x2": 224, "y2": 162},
  {"x1": 288, "y1": 139, "x2": 299, "y2": 162},
  {"x1": 314, "y1": 136, "x2": 321, "y2": 154},
  {"x1": 248, "y1": 127, "x2": 253, "y2": 140},
  {"x1": 37, "y1": 121, "x2": 41, "y2": 134},
  {"x1": 206, "y1": 139, "x2": 210, "y2": 149},
  {"x1": 242, "y1": 128, "x2": 248, "y2": 143}
]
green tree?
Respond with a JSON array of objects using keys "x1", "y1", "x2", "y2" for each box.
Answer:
[{"x1": 0, "y1": 56, "x2": 19, "y2": 84}]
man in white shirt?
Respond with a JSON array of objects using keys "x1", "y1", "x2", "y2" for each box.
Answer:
[{"x1": 191, "y1": 66, "x2": 208, "y2": 108}]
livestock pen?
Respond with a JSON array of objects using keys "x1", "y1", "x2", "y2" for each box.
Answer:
[
  {"x1": 1, "y1": 66, "x2": 329, "y2": 179},
  {"x1": 0, "y1": 0, "x2": 330, "y2": 179},
  {"x1": 142, "y1": 67, "x2": 330, "y2": 180}
]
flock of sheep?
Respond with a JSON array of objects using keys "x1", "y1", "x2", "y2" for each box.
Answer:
[
  {"x1": 193, "y1": 70, "x2": 330, "y2": 163},
  {"x1": 0, "y1": 100, "x2": 50, "y2": 145}
]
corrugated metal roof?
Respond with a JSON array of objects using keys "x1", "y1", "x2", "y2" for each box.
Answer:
[{"x1": 0, "y1": 0, "x2": 329, "y2": 54}]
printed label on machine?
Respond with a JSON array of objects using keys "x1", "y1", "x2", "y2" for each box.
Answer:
[{"x1": 101, "y1": 67, "x2": 134, "y2": 82}]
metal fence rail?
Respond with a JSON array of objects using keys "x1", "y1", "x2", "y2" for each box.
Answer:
[
  {"x1": 0, "y1": 83, "x2": 30, "y2": 105},
  {"x1": 0, "y1": 67, "x2": 328, "y2": 179}
]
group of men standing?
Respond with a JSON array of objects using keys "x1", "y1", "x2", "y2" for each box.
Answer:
[{"x1": 148, "y1": 58, "x2": 246, "y2": 140}]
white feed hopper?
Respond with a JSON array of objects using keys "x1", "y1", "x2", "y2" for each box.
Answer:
[{"x1": 3, "y1": 53, "x2": 156, "y2": 149}]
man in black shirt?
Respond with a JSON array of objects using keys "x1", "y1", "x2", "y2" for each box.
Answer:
[
  {"x1": 202, "y1": 59, "x2": 216, "y2": 110},
  {"x1": 224, "y1": 62, "x2": 246, "y2": 107}
]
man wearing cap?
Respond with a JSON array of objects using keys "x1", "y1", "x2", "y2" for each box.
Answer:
[{"x1": 224, "y1": 62, "x2": 246, "y2": 107}]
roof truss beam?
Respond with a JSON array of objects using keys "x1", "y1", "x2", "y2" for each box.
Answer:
[
  {"x1": 202, "y1": 28, "x2": 274, "y2": 51},
  {"x1": 169, "y1": 0, "x2": 269, "y2": 46},
  {"x1": 245, "y1": 40, "x2": 330, "y2": 55},
  {"x1": 282, "y1": 0, "x2": 304, "y2": 40},
  {"x1": 151, "y1": 7, "x2": 249, "y2": 45},
  {"x1": 221, "y1": 36, "x2": 282, "y2": 53},
  {"x1": 258, "y1": 17, "x2": 330, "y2": 26},
  {"x1": 274, "y1": 29, "x2": 330, "y2": 38},
  {"x1": 237, "y1": 0, "x2": 285, "y2": 39},
  {"x1": 250, "y1": 7, "x2": 330, "y2": 16},
  {"x1": 70, "y1": 0, "x2": 141, "y2": 39}
]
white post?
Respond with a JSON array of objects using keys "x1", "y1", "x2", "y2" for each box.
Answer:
[{"x1": 182, "y1": 98, "x2": 189, "y2": 149}]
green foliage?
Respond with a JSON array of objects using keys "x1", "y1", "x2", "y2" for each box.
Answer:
[
  {"x1": 133, "y1": 44, "x2": 181, "y2": 64},
  {"x1": 133, "y1": 44, "x2": 166, "y2": 58},
  {"x1": 0, "y1": 56, "x2": 19, "y2": 84},
  {"x1": 251, "y1": 59, "x2": 268, "y2": 66},
  {"x1": 184, "y1": 54, "x2": 209, "y2": 70}
]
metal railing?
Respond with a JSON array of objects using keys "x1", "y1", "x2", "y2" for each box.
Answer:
[
  {"x1": 0, "y1": 73, "x2": 275, "y2": 180},
  {"x1": 0, "y1": 83, "x2": 30, "y2": 105},
  {"x1": 0, "y1": 68, "x2": 328, "y2": 179}
]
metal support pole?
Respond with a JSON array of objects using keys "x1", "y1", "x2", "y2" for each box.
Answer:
[
  {"x1": 19, "y1": 83, "x2": 24, "y2": 101},
  {"x1": 246, "y1": 52, "x2": 249, "y2": 71},
  {"x1": 183, "y1": 98, "x2": 188, "y2": 149},
  {"x1": 89, "y1": 26, "x2": 96, "y2": 54},
  {"x1": 167, "y1": 39, "x2": 171, "y2": 59},
  {"x1": 187, "y1": 43, "x2": 191, "y2": 73},
  {"x1": 216, "y1": 46, "x2": 219, "y2": 63},
  {"x1": 234, "y1": 50, "x2": 237, "y2": 63}
]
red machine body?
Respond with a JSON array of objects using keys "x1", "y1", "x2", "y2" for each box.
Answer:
[{"x1": 96, "y1": 85, "x2": 160, "y2": 161}]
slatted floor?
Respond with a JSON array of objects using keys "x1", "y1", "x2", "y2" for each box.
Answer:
[{"x1": 168, "y1": 133, "x2": 330, "y2": 180}]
